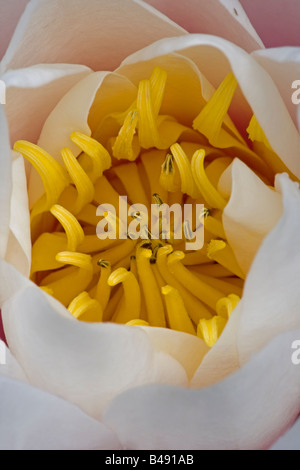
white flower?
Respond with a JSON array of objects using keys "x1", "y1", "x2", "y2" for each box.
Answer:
[{"x1": 0, "y1": 0, "x2": 300, "y2": 450}]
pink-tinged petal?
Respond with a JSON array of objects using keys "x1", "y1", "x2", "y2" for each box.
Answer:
[
  {"x1": 219, "y1": 159, "x2": 283, "y2": 275},
  {"x1": 237, "y1": 174, "x2": 300, "y2": 364},
  {"x1": 143, "y1": 0, "x2": 263, "y2": 51},
  {"x1": 1, "y1": 0, "x2": 186, "y2": 73},
  {"x1": 103, "y1": 330, "x2": 300, "y2": 450},
  {"x1": 0, "y1": 0, "x2": 29, "y2": 60},
  {"x1": 252, "y1": 47, "x2": 300, "y2": 128},
  {"x1": 0, "y1": 341, "x2": 28, "y2": 383},
  {"x1": 0, "y1": 375, "x2": 121, "y2": 450},
  {"x1": 2, "y1": 64, "x2": 91, "y2": 145},
  {"x1": 270, "y1": 418, "x2": 300, "y2": 450},
  {"x1": 0, "y1": 106, "x2": 12, "y2": 260},
  {"x1": 0, "y1": 261, "x2": 187, "y2": 419},
  {"x1": 240, "y1": 0, "x2": 300, "y2": 47},
  {"x1": 5, "y1": 152, "x2": 31, "y2": 278},
  {"x1": 0, "y1": 314, "x2": 6, "y2": 344}
]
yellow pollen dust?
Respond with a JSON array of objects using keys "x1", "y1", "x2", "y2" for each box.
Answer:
[{"x1": 14, "y1": 66, "x2": 284, "y2": 350}]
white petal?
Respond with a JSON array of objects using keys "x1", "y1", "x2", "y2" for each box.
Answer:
[
  {"x1": 270, "y1": 418, "x2": 300, "y2": 450},
  {"x1": 219, "y1": 158, "x2": 283, "y2": 275},
  {"x1": 240, "y1": 0, "x2": 300, "y2": 48},
  {"x1": 139, "y1": 326, "x2": 209, "y2": 381},
  {"x1": 103, "y1": 329, "x2": 300, "y2": 450},
  {"x1": 252, "y1": 47, "x2": 300, "y2": 128},
  {"x1": 120, "y1": 35, "x2": 300, "y2": 177},
  {"x1": 2, "y1": 64, "x2": 91, "y2": 145},
  {"x1": 2, "y1": 0, "x2": 185, "y2": 72},
  {"x1": 237, "y1": 174, "x2": 300, "y2": 364},
  {"x1": 0, "y1": 375, "x2": 121, "y2": 450},
  {"x1": 144, "y1": 0, "x2": 263, "y2": 51},
  {"x1": 5, "y1": 151, "x2": 31, "y2": 277},
  {"x1": 0, "y1": 261, "x2": 187, "y2": 419},
  {"x1": 0, "y1": 106, "x2": 12, "y2": 259}
]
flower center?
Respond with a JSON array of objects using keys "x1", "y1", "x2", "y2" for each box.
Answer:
[{"x1": 14, "y1": 67, "x2": 281, "y2": 348}]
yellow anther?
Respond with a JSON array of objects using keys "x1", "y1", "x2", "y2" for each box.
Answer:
[
  {"x1": 216, "y1": 294, "x2": 240, "y2": 319},
  {"x1": 50, "y1": 204, "x2": 85, "y2": 252},
  {"x1": 108, "y1": 267, "x2": 141, "y2": 323},
  {"x1": 61, "y1": 147, "x2": 95, "y2": 214},
  {"x1": 161, "y1": 285, "x2": 196, "y2": 336},
  {"x1": 191, "y1": 149, "x2": 227, "y2": 210},
  {"x1": 68, "y1": 292, "x2": 103, "y2": 323},
  {"x1": 70, "y1": 131, "x2": 111, "y2": 181},
  {"x1": 193, "y1": 72, "x2": 238, "y2": 147},
  {"x1": 13, "y1": 140, "x2": 69, "y2": 218},
  {"x1": 170, "y1": 143, "x2": 201, "y2": 199},
  {"x1": 207, "y1": 240, "x2": 245, "y2": 279},
  {"x1": 197, "y1": 316, "x2": 227, "y2": 348},
  {"x1": 159, "y1": 153, "x2": 181, "y2": 193},
  {"x1": 112, "y1": 110, "x2": 139, "y2": 161},
  {"x1": 137, "y1": 79, "x2": 160, "y2": 149}
]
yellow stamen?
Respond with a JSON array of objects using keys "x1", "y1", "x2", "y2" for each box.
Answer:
[
  {"x1": 68, "y1": 292, "x2": 103, "y2": 323},
  {"x1": 42, "y1": 252, "x2": 93, "y2": 306},
  {"x1": 156, "y1": 246, "x2": 212, "y2": 322},
  {"x1": 167, "y1": 251, "x2": 225, "y2": 311},
  {"x1": 70, "y1": 131, "x2": 111, "y2": 181},
  {"x1": 191, "y1": 149, "x2": 227, "y2": 210},
  {"x1": 13, "y1": 141, "x2": 69, "y2": 219},
  {"x1": 197, "y1": 316, "x2": 227, "y2": 348},
  {"x1": 207, "y1": 240, "x2": 245, "y2": 279},
  {"x1": 216, "y1": 294, "x2": 240, "y2": 319},
  {"x1": 61, "y1": 147, "x2": 95, "y2": 214},
  {"x1": 126, "y1": 319, "x2": 150, "y2": 327},
  {"x1": 50, "y1": 204, "x2": 85, "y2": 252},
  {"x1": 136, "y1": 247, "x2": 166, "y2": 327},
  {"x1": 161, "y1": 285, "x2": 196, "y2": 336},
  {"x1": 95, "y1": 260, "x2": 111, "y2": 311},
  {"x1": 137, "y1": 79, "x2": 160, "y2": 149},
  {"x1": 108, "y1": 268, "x2": 141, "y2": 323},
  {"x1": 159, "y1": 152, "x2": 181, "y2": 193},
  {"x1": 112, "y1": 110, "x2": 139, "y2": 161},
  {"x1": 170, "y1": 143, "x2": 201, "y2": 199},
  {"x1": 150, "y1": 66, "x2": 168, "y2": 117},
  {"x1": 193, "y1": 72, "x2": 238, "y2": 147}
]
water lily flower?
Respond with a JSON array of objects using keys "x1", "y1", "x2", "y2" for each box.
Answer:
[{"x1": 1, "y1": 0, "x2": 300, "y2": 451}]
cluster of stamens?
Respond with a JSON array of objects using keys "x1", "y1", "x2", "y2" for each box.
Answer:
[{"x1": 14, "y1": 66, "x2": 281, "y2": 348}]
